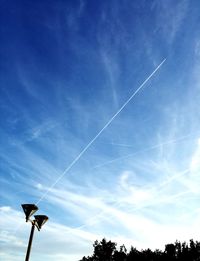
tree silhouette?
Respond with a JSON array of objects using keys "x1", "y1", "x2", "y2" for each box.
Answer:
[
  {"x1": 80, "y1": 238, "x2": 116, "y2": 261},
  {"x1": 79, "y1": 238, "x2": 200, "y2": 261},
  {"x1": 113, "y1": 245, "x2": 127, "y2": 261}
]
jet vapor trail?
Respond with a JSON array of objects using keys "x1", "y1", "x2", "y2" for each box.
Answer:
[
  {"x1": 36, "y1": 58, "x2": 166, "y2": 205},
  {"x1": 92, "y1": 132, "x2": 199, "y2": 170}
]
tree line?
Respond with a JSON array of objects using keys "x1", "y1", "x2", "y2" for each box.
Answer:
[{"x1": 80, "y1": 238, "x2": 200, "y2": 260}]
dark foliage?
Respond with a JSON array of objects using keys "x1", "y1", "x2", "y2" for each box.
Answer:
[{"x1": 80, "y1": 238, "x2": 200, "y2": 261}]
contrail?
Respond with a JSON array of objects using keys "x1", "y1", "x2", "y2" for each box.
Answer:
[
  {"x1": 36, "y1": 58, "x2": 166, "y2": 205},
  {"x1": 92, "y1": 132, "x2": 199, "y2": 170}
]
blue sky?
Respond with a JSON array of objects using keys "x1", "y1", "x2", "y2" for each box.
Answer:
[{"x1": 1, "y1": 0, "x2": 200, "y2": 260}]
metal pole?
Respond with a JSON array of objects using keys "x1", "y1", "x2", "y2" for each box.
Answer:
[{"x1": 25, "y1": 221, "x2": 35, "y2": 261}]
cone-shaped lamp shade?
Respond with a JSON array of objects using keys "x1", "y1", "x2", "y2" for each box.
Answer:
[
  {"x1": 21, "y1": 204, "x2": 38, "y2": 222},
  {"x1": 34, "y1": 215, "x2": 48, "y2": 231}
]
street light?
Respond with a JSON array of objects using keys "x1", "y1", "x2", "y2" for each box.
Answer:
[
  {"x1": 22, "y1": 204, "x2": 38, "y2": 222},
  {"x1": 21, "y1": 204, "x2": 48, "y2": 261}
]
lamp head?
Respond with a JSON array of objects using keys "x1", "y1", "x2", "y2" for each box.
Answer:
[
  {"x1": 21, "y1": 204, "x2": 38, "y2": 222},
  {"x1": 34, "y1": 215, "x2": 48, "y2": 231}
]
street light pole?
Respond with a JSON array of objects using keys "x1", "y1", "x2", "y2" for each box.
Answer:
[
  {"x1": 21, "y1": 204, "x2": 48, "y2": 261},
  {"x1": 25, "y1": 221, "x2": 36, "y2": 261}
]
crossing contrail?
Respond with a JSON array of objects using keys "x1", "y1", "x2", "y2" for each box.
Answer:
[
  {"x1": 92, "y1": 132, "x2": 199, "y2": 170},
  {"x1": 36, "y1": 58, "x2": 166, "y2": 205}
]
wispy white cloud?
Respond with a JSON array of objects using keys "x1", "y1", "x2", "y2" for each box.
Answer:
[
  {"x1": 195, "y1": 41, "x2": 200, "y2": 58},
  {"x1": 153, "y1": 0, "x2": 189, "y2": 44},
  {"x1": 100, "y1": 50, "x2": 120, "y2": 108},
  {"x1": 65, "y1": 0, "x2": 86, "y2": 33}
]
